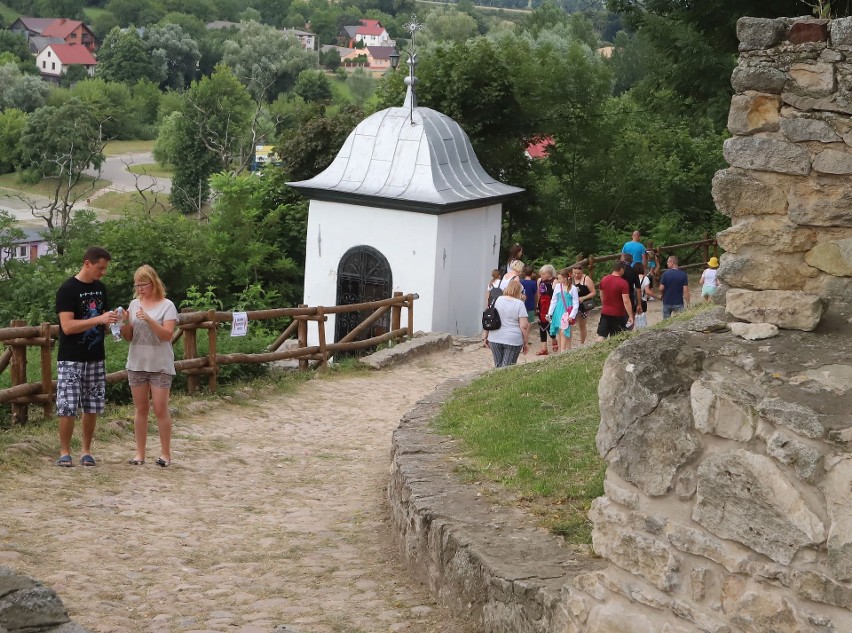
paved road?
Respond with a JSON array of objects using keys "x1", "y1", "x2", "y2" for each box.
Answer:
[
  {"x1": 0, "y1": 153, "x2": 172, "y2": 227},
  {"x1": 85, "y1": 151, "x2": 172, "y2": 196}
]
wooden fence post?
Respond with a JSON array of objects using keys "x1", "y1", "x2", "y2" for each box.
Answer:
[
  {"x1": 316, "y1": 306, "x2": 328, "y2": 368},
  {"x1": 407, "y1": 294, "x2": 415, "y2": 340},
  {"x1": 702, "y1": 232, "x2": 710, "y2": 265},
  {"x1": 10, "y1": 320, "x2": 27, "y2": 425},
  {"x1": 207, "y1": 310, "x2": 218, "y2": 393},
  {"x1": 391, "y1": 292, "x2": 402, "y2": 336},
  {"x1": 183, "y1": 317, "x2": 199, "y2": 396},
  {"x1": 39, "y1": 322, "x2": 53, "y2": 418},
  {"x1": 588, "y1": 255, "x2": 595, "y2": 278},
  {"x1": 298, "y1": 304, "x2": 308, "y2": 371}
]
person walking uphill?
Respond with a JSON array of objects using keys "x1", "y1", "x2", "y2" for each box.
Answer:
[
  {"x1": 55, "y1": 246, "x2": 119, "y2": 467},
  {"x1": 485, "y1": 278, "x2": 529, "y2": 368},
  {"x1": 654, "y1": 255, "x2": 690, "y2": 318},
  {"x1": 122, "y1": 265, "x2": 178, "y2": 467},
  {"x1": 621, "y1": 230, "x2": 647, "y2": 269},
  {"x1": 595, "y1": 260, "x2": 634, "y2": 342}
]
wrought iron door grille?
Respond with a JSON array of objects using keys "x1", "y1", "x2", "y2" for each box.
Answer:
[{"x1": 335, "y1": 245, "x2": 392, "y2": 355}]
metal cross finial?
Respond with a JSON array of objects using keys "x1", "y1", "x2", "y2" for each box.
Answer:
[{"x1": 400, "y1": 14, "x2": 423, "y2": 124}]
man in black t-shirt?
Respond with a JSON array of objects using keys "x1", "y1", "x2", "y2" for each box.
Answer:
[{"x1": 55, "y1": 246, "x2": 118, "y2": 467}]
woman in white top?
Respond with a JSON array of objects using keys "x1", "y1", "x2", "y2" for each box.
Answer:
[
  {"x1": 121, "y1": 265, "x2": 178, "y2": 467},
  {"x1": 499, "y1": 259, "x2": 525, "y2": 291},
  {"x1": 486, "y1": 278, "x2": 529, "y2": 367}
]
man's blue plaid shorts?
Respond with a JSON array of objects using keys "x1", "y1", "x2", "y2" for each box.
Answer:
[{"x1": 56, "y1": 360, "x2": 106, "y2": 417}]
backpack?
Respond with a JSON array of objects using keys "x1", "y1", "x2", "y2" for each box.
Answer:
[{"x1": 482, "y1": 292, "x2": 502, "y2": 331}]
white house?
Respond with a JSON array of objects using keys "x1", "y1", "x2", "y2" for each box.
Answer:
[
  {"x1": 36, "y1": 43, "x2": 96, "y2": 82},
  {"x1": 0, "y1": 228, "x2": 50, "y2": 265},
  {"x1": 282, "y1": 28, "x2": 317, "y2": 51},
  {"x1": 289, "y1": 85, "x2": 523, "y2": 347},
  {"x1": 353, "y1": 19, "x2": 393, "y2": 48}
]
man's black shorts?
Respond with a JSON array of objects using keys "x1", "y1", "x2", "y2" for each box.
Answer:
[{"x1": 597, "y1": 314, "x2": 628, "y2": 338}]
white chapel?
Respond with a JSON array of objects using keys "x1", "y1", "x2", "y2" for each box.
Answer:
[{"x1": 288, "y1": 27, "x2": 523, "y2": 346}]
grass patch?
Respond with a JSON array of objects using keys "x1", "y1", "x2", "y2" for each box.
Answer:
[
  {"x1": 435, "y1": 303, "x2": 716, "y2": 543},
  {"x1": 127, "y1": 162, "x2": 173, "y2": 178},
  {"x1": 90, "y1": 190, "x2": 173, "y2": 214},
  {"x1": 0, "y1": 3, "x2": 17, "y2": 23},
  {"x1": 0, "y1": 173, "x2": 110, "y2": 199},
  {"x1": 82, "y1": 6, "x2": 106, "y2": 20},
  {"x1": 103, "y1": 140, "x2": 155, "y2": 156}
]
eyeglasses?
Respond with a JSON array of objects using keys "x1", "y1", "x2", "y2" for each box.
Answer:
[{"x1": 133, "y1": 282, "x2": 150, "y2": 289}]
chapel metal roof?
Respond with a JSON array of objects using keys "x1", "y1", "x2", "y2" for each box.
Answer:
[{"x1": 288, "y1": 100, "x2": 524, "y2": 215}]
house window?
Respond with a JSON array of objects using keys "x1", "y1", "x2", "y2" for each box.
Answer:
[
  {"x1": 51, "y1": 62, "x2": 55, "y2": 70},
  {"x1": 47, "y1": 50, "x2": 51, "y2": 57},
  {"x1": 70, "y1": 32, "x2": 77, "y2": 38},
  {"x1": 17, "y1": 246, "x2": 27, "y2": 258},
  {"x1": 42, "y1": 61, "x2": 45, "y2": 68}
]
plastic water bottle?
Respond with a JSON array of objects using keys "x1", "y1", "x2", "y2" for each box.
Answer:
[{"x1": 110, "y1": 307, "x2": 124, "y2": 341}]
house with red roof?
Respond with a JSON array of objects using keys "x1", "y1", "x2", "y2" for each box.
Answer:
[
  {"x1": 9, "y1": 17, "x2": 96, "y2": 53},
  {"x1": 342, "y1": 19, "x2": 393, "y2": 48},
  {"x1": 36, "y1": 43, "x2": 97, "y2": 82}
]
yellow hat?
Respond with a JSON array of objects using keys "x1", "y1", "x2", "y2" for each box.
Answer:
[{"x1": 707, "y1": 257, "x2": 719, "y2": 269}]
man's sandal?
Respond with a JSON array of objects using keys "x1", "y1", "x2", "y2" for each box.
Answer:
[
  {"x1": 156, "y1": 458, "x2": 171, "y2": 468},
  {"x1": 56, "y1": 455, "x2": 73, "y2": 467}
]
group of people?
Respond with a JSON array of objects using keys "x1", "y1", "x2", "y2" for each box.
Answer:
[
  {"x1": 55, "y1": 247, "x2": 178, "y2": 468},
  {"x1": 482, "y1": 234, "x2": 721, "y2": 368}
]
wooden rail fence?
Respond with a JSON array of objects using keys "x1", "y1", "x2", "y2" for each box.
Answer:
[
  {"x1": 576, "y1": 233, "x2": 719, "y2": 277},
  {"x1": 0, "y1": 292, "x2": 417, "y2": 425}
]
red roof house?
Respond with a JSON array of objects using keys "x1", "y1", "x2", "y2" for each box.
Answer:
[
  {"x1": 41, "y1": 18, "x2": 97, "y2": 53},
  {"x1": 36, "y1": 43, "x2": 97, "y2": 82}
]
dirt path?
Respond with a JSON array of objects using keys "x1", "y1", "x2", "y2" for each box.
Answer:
[
  {"x1": 0, "y1": 346, "x2": 500, "y2": 633},
  {"x1": 0, "y1": 300, "x2": 669, "y2": 633}
]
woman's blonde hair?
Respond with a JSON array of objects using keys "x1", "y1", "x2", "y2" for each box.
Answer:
[
  {"x1": 503, "y1": 277, "x2": 524, "y2": 299},
  {"x1": 509, "y1": 259, "x2": 524, "y2": 274},
  {"x1": 539, "y1": 264, "x2": 556, "y2": 278},
  {"x1": 134, "y1": 264, "x2": 166, "y2": 300}
]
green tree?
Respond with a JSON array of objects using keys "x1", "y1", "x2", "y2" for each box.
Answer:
[
  {"x1": 18, "y1": 99, "x2": 106, "y2": 251},
  {"x1": 106, "y1": 0, "x2": 164, "y2": 26},
  {"x1": 0, "y1": 109, "x2": 26, "y2": 174},
  {"x1": 59, "y1": 64, "x2": 90, "y2": 88},
  {"x1": 293, "y1": 69, "x2": 332, "y2": 103},
  {"x1": 36, "y1": 0, "x2": 85, "y2": 19},
  {"x1": 158, "y1": 12, "x2": 206, "y2": 38},
  {"x1": 67, "y1": 78, "x2": 137, "y2": 139},
  {"x1": 319, "y1": 47, "x2": 341, "y2": 71},
  {"x1": 221, "y1": 20, "x2": 318, "y2": 101},
  {"x1": 0, "y1": 64, "x2": 51, "y2": 112},
  {"x1": 144, "y1": 22, "x2": 200, "y2": 90},
  {"x1": 278, "y1": 104, "x2": 364, "y2": 181},
  {"x1": 90, "y1": 11, "x2": 120, "y2": 40},
  {"x1": 422, "y1": 8, "x2": 479, "y2": 45},
  {"x1": 0, "y1": 31, "x2": 30, "y2": 62},
  {"x1": 0, "y1": 211, "x2": 26, "y2": 278},
  {"x1": 96, "y1": 27, "x2": 159, "y2": 84},
  {"x1": 169, "y1": 65, "x2": 254, "y2": 214}
]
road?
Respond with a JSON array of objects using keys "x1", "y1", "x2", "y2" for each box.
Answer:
[{"x1": 0, "y1": 153, "x2": 172, "y2": 228}]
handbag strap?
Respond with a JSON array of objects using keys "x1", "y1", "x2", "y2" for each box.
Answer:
[{"x1": 559, "y1": 286, "x2": 569, "y2": 311}]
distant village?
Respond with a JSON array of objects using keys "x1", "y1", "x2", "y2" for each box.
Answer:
[{"x1": 7, "y1": 15, "x2": 399, "y2": 84}]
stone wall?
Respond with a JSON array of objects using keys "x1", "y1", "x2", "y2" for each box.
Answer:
[
  {"x1": 714, "y1": 16, "x2": 852, "y2": 330},
  {"x1": 580, "y1": 312, "x2": 852, "y2": 633}
]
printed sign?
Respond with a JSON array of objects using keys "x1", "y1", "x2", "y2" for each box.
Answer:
[{"x1": 231, "y1": 312, "x2": 248, "y2": 337}]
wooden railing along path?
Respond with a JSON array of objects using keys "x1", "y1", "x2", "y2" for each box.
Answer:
[
  {"x1": 0, "y1": 292, "x2": 417, "y2": 425},
  {"x1": 576, "y1": 233, "x2": 719, "y2": 276}
]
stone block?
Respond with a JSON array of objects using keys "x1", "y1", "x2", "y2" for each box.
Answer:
[
  {"x1": 788, "y1": 62, "x2": 836, "y2": 97},
  {"x1": 758, "y1": 397, "x2": 825, "y2": 439},
  {"x1": 737, "y1": 17, "x2": 787, "y2": 51},
  {"x1": 780, "y1": 116, "x2": 841, "y2": 142},
  {"x1": 727, "y1": 93, "x2": 781, "y2": 135},
  {"x1": 359, "y1": 332, "x2": 452, "y2": 369},
  {"x1": 603, "y1": 472, "x2": 639, "y2": 510},
  {"x1": 723, "y1": 136, "x2": 811, "y2": 176},
  {"x1": 788, "y1": 175, "x2": 852, "y2": 227},
  {"x1": 729, "y1": 322, "x2": 779, "y2": 340},
  {"x1": 718, "y1": 251, "x2": 817, "y2": 292},
  {"x1": 782, "y1": 90, "x2": 852, "y2": 115},
  {"x1": 731, "y1": 64, "x2": 788, "y2": 94},
  {"x1": 590, "y1": 498, "x2": 681, "y2": 592},
  {"x1": 693, "y1": 451, "x2": 826, "y2": 565},
  {"x1": 766, "y1": 430, "x2": 824, "y2": 483},
  {"x1": 787, "y1": 19, "x2": 830, "y2": 44},
  {"x1": 665, "y1": 522, "x2": 752, "y2": 573},
  {"x1": 716, "y1": 217, "x2": 817, "y2": 253},
  {"x1": 813, "y1": 147, "x2": 852, "y2": 174},
  {"x1": 805, "y1": 237, "x2": 852, "y2": 275},
  {"x1": 0, "y1": 584, "x2": 70, "y2": 632},
  {"x1": 722, "y1": 582, "x2": 810, "y2": 633},
  {"x1": 712, "y1": 169, "x2": 788, "y2": 218},
  {"x1": 725, "y1": 288, "x2": 826, "y2": 331},
  {"x1": 830, "y1": 16, "x2": 852, "y2": 47},
  {"x1": 586, "y1": 602, "x2": 658, "y2": 633},
  {"x1": 823, "y1": 457, "x2": 852, "y2": 580},
  {"x1": 791, "y1": 569, "x2": 852, "y2": 609},
  {"x1": 599, "y1": 392, "x2": 702, "y2": 497},
  {"x1": 690, "y1": 379, "x2": 758, "y2": 441}
]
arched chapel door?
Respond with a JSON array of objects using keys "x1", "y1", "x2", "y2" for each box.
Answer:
[{"x1": 335, "y1": 245, "x2": 392, "y2": 349}]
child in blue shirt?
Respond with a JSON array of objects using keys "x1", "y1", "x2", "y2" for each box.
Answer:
[{"x1": 520, "y1": 266, "x2": 538, "y2": 327}]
